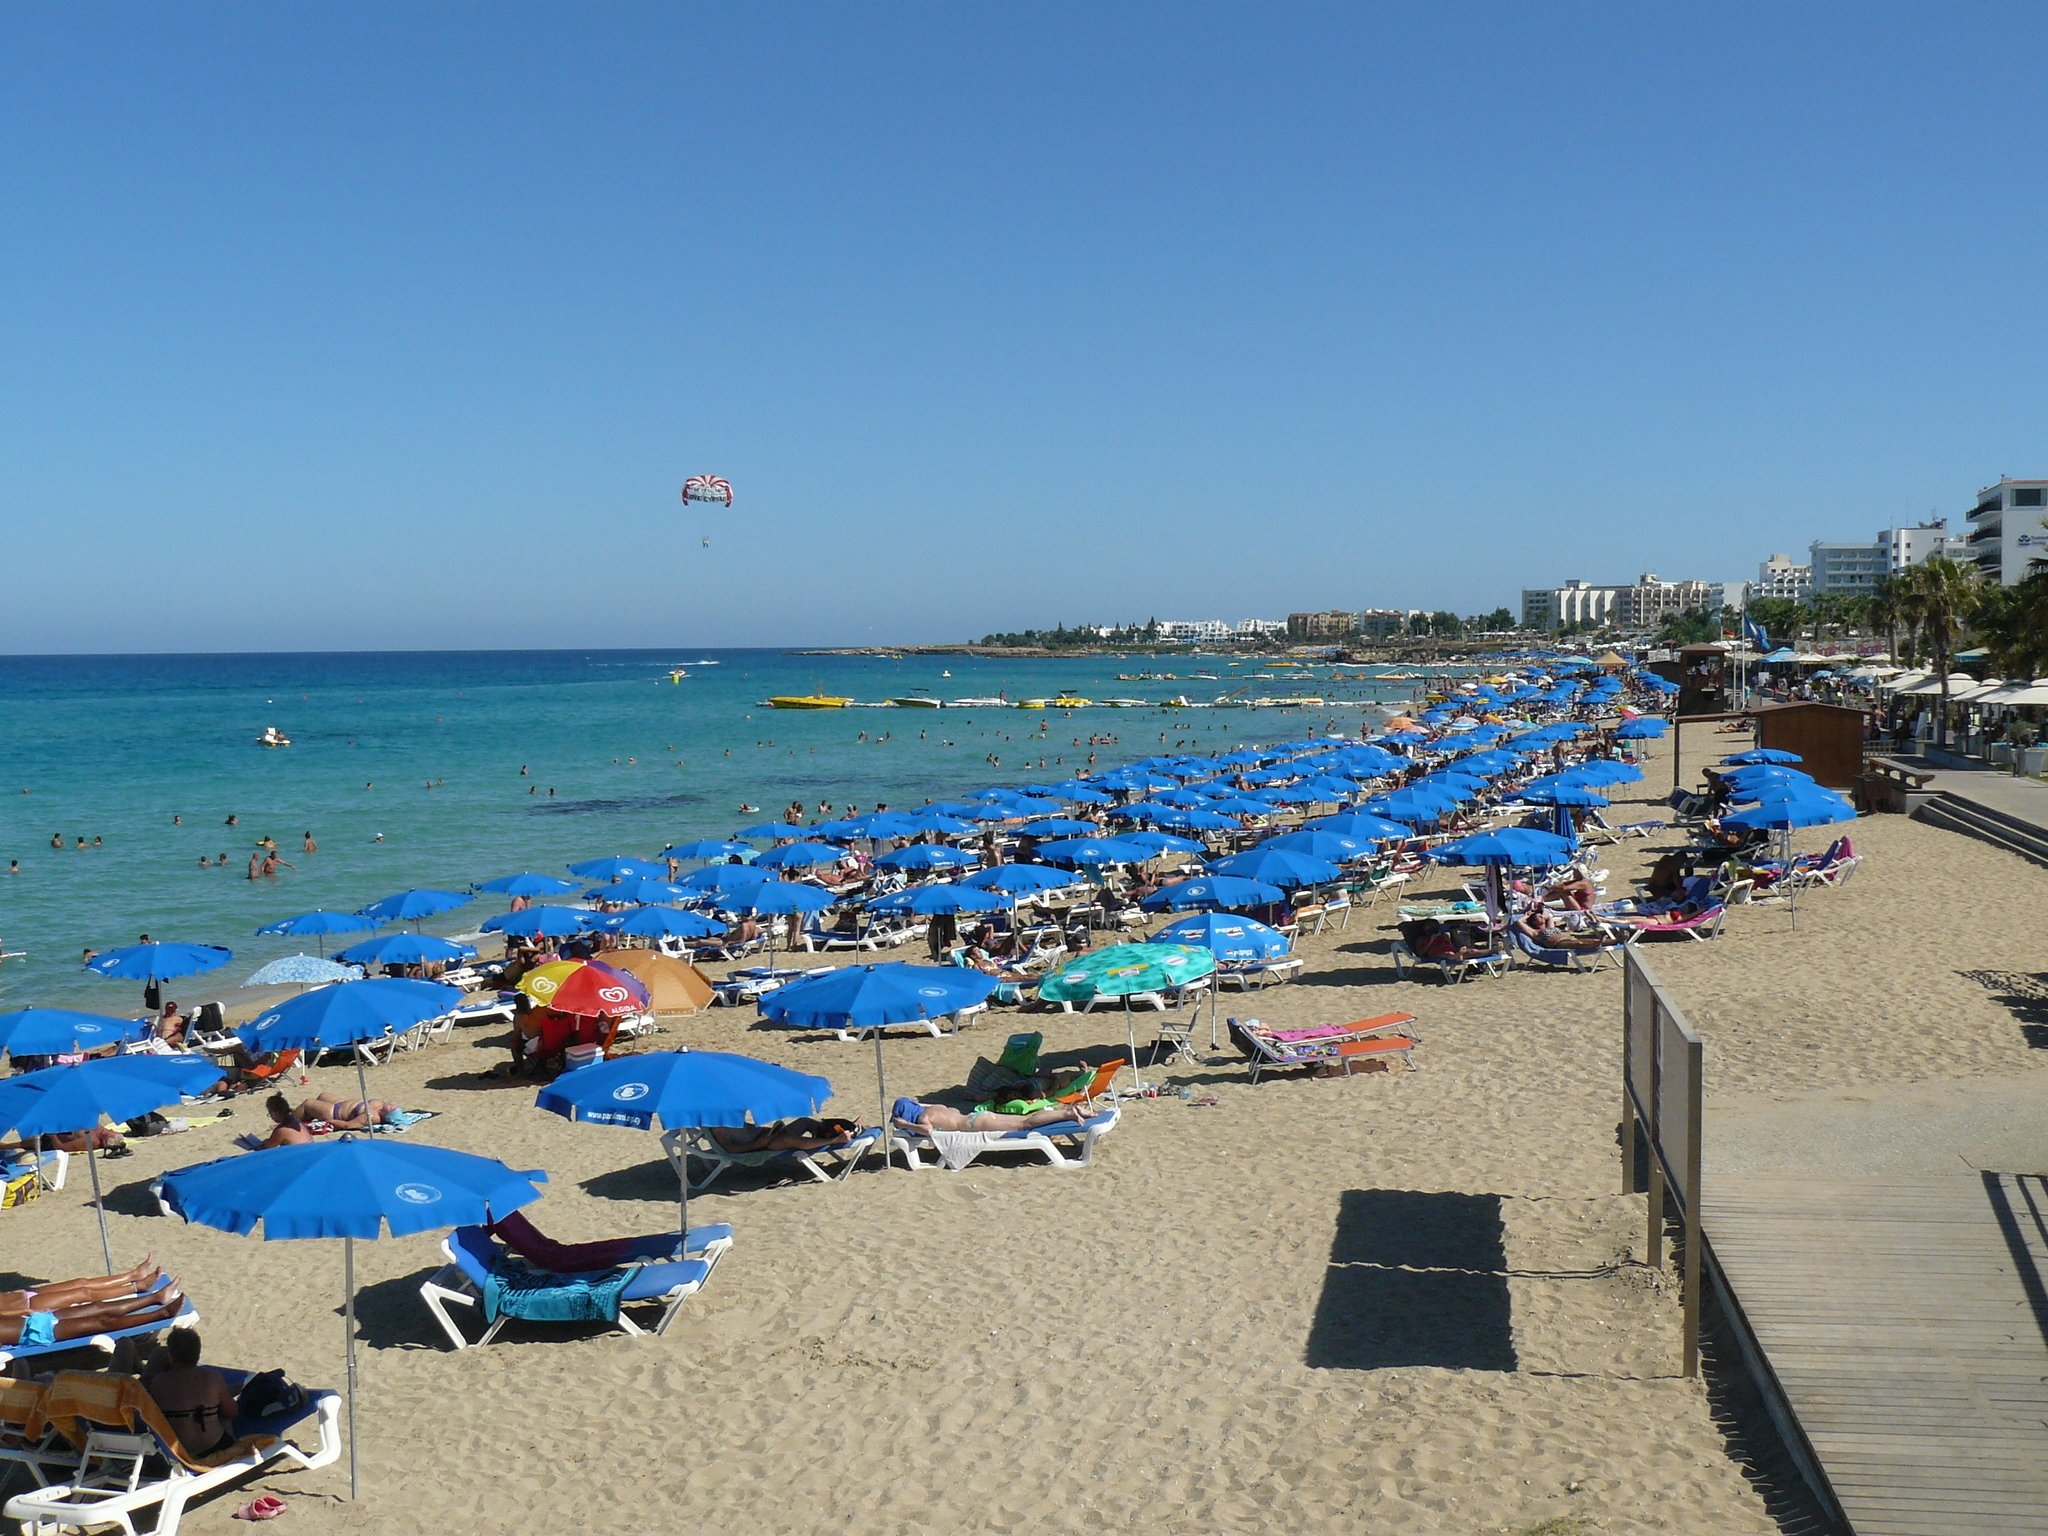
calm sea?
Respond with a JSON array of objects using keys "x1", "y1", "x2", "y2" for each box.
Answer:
[{"x1": 0, "y1": 648, "x2": 1428, "y2": 1008}]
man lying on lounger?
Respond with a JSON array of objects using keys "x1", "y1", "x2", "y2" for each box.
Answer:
[
  {"x1": 891, "y1": 1096, "x2": 1087, "y2": 1133},
  {"x1": 0, "y1": 1260, "x2": 188, "y2": 1349},
  {"x1": 1511, "y1": 912, "x2": 1618, "y2": 951},
  {"x1": 707, "y1": 1117, "x2": 861, "y2": 1153}
]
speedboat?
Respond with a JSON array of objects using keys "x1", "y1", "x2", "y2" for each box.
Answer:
[
  {"x1": 764, "y1": 696, "x2": 852, "y2": 709},
  {"x1": 257, "y1": 726, "x2": 292, "y2": 748}
]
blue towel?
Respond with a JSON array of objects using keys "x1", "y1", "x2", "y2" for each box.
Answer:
[{"x1": 481, "y1": 1264, "x2": 632, "y2": 1324}]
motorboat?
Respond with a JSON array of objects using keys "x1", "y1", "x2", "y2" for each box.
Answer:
[
  {"x1": 257, "y1": 726, "x2": 292, "y2": 748},
  {"x1": 764, "y1": 696, "x2": 852, "y2": 709}
]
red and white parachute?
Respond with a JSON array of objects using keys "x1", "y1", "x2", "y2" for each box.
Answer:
[{"x1": 681, "y1": 475, "x2": 733, "y2": 507}]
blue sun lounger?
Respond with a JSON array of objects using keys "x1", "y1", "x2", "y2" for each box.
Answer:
[
  {"x1": 0, "y1": 1275, "x2": 198, "y2": 1371},
  {"x1": 419, "y1": 1224, "x2": 725, "y2": 1349}
]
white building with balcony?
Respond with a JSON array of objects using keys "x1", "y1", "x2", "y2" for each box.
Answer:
[
  {"x1": 1962, "y1": 478, "x2": 2048, "y2": 585},
  {"x1": 1754, "y1": 554, "x2": 1812, "y2": 603}
]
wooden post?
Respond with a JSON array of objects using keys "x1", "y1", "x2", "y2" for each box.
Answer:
[
  {"x1": 1621, "y1": 984, "x2": 1639, "y2": 1195},
  {"x1": 1645, "y1": 995, "x2": 1664, "y2": 1271},
  {"x1": 1681, "y1": 1031, "x2": 1704, "y2": 1378}
]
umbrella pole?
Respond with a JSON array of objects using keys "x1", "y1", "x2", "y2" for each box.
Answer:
[
  {"x1": 873, "y1": 1029, "x2": 893, "y2": 1170},
  {"x1": 1124, "y1": 995, "x2": 1145, "y2": 1093},
  {"x1": 343, "y1": 1236, "x2": 360, "y2": 1500},
  {"x1": 87, "y1": 1143, "x2": 113, "y2": 1275},
  {"x1": 679, "y1": 1141, "x2": 690, "y2": 1243},
  {"x1": 357, "y1": 1052, "x2": 372, "y2": 1111}
]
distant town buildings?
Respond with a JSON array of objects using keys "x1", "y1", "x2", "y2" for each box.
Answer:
[
  {"x1": 1519, "y1": 576, "x2": 1709, "y2": 632},
  {"x1": 1285, "y1": 610, "x2": 1359, "y2": 641},
  {"x1": 1962, "y1": 478, "x2": 2048, "y2": 585},
  {"x1": 1355, "y1": 608, "x2": 1409, "y2": 641},
  {"x1": 1153, "y1": 619, "x2": 1232, "y2": 642},
  {"x1": 1752, "y1": 554, "x2": 1812, "y2": 604}
]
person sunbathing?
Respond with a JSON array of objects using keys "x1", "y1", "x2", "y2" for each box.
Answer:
[
  {"x1": 1, "y1": 1257, "x2": 164, "y2": 1318},
  {"x1": 1511, "y1": 912, "x2": 1614, "y2": 951},
  {"x1": 297, "y1": 1090, "x2": 401, "y2": 1130},
  {"x1": 141, "y1": 1328, "x2": 239, "y2": 1456},
  {"x1": 254, "y1": 1093, "x2": 315, "y2": 1148},
  {"x1": 708, "y1": 1117, "x2": 860, "y2": 1152},
  {"x1": 891, "y1": 1096, "x2": 1086, "y2": 1133},
  {"x1": 0, "y1": 1280, "x2": 187, "y2": 1349}
]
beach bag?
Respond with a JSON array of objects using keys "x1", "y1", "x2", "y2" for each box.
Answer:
[
  {"x1": 1, "y1": 1170, "x2": 38, "y2": 1209},
  {"x1": 236, "y1": 1370, "x2": 305, "y2": 1419},
  {"x1": 125, "y1": 1111, "x2": 171, "y2": 1138}
]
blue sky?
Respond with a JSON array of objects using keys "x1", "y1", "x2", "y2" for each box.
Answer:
[{"x1": 3, "y1": 3, "x2": 2043, "y2": 651}]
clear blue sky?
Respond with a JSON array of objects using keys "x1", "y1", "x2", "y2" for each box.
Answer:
[{"x1": 3, "y1": 3, "x2": 2043, "y2": 651}]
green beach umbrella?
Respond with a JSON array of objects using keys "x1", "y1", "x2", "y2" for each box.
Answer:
[{"x1": 1039, "y1": 943, "x2": 1218, "y2": 1088}]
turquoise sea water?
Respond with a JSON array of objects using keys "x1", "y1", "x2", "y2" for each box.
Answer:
[{"x1": 0, "y1": 649, "x2": 1429, "y2": 1009}]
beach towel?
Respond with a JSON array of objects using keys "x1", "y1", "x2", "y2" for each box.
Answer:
[
  {"x1": 927, "y1": 1129, "x2": 1007, "y2": 1171},
  {"x1": 481, "y1": 1264, "x2": 631, "y2": 1324},
  {"x1": 368, "y1": 1109, "x2": 436, "y2": 1133}
]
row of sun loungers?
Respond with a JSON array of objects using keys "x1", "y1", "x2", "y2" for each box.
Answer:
[{"x1": 2, "y1": 1368, "x2": 338, "y2": 1536}]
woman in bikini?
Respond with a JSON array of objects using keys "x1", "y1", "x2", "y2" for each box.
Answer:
[
  {"x1": 254, "y1": 1094, "x2": 314, "y2": 1149},
  {"x1": 0, "y1": 1278, "x2": 187, "y2": 1350},
  {"x1": 0, "y1": 1257, "x2": 164, "y2": 1318},
  {"x1": 296, "y1": 1091, "x2": 401, "y2": 1130}
]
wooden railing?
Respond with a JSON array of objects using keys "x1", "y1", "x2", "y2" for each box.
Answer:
[{"x1": 1621, "y1": 949, "x2": 1704, "y2": 1376}]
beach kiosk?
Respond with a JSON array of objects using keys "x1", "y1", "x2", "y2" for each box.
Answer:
[
  {"x1": 1673, "y1": 646, "x2": 1728, "y2": 719},
  {"x1": 1752, "y1": 700, "x2": 1867, "y2": 790}
]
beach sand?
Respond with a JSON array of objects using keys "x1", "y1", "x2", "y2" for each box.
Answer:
[{"x1": 12, "y1": 731, "x2": 2047, "y2": 1535}]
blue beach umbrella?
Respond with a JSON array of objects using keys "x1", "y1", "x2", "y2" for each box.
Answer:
[
  {"x1": 960, "y1": 863, "x2": 1076, "y2": 896},
  {"x1": 1723, "y1": 748, "x2": 1803, "y2": 766},
  {"x1": 1143, "y1": 807, "x2": 1237, "y2": 833},
  {"x1": 1208, "y1": 848, "x2": 1341, "y2": 891},
  {"x1": 566, "y1": 856, "x2": 669, "y2": 882},
  {"x1": 754, "y1": 841, "x2": 847, "y2": 871},
  {"x1": 240, "y1": 977, "x2": 463, "y2": 1104},
  {"x1": 761, "y1": 963, "x2": 999, "y2": 1140},
  {"x1": 1118, "y1": 829, "x2": 1206, "y2": 856},
  {"x1": 0, "y1": 1007, "x2": 149, "y2": 1060},
  {"x1": 355, "y1": 889, "x2": 471, "y2": 926},
  {"x1": 875, "y1": 844, "x2": 978, "y2": 872},
  {"x1": 1559, "y1": 760, "x2": 1642, "y2": 787},
  {"x1": 903, "y1": 812, "x2": 978, "y2": 835},
  {"x1": 536, "y1": 1048, "x2": 831, "y2": 1233},
  {"x1": 0, "y1": 1054, "x2": 225, "y2": 1270},
  {"x1": 595, "y1": 905, "x2": 729, "y2": 941},
  {"x1": 1429, "y1": 828, "x2": 1576, "y2": 868},
  {"x1": 678, "y1": 865, "x2": 775, "y2": 904},
  {"x1": 1017, "y1": 817, "x2": 1100, "y2": 837},
  {"x1": 1139, "y1": 875, "x2": 1286, "y2": 912},
  {"x1": 1151, "y1": 912, "x2": 1290, "y2": 962},
  {"x1": 473, "y1": 872, "x2": 580, "y2": 898},
  {"x1": 596, "y1": 877, "x2": 694, "y2": 905},
  {"x1": 1719, "y1": 790, "x2": 1854, "y2": 928},
  {"x1": 481, "y1": 905, "x2": 593, "y2": 938},
  {"x1": 258, "y1": 910, "x2": 378, "y2": 939},
  {"x1": 162, "y1": 1139, "x2": 545, "y2": 1500},
  {"x1": 86, "y1": 942, "x2": 233, "y2": 983},
  {"x1": 1514, "y1": 782, "x2": 1610, "y2": 808},
  {"x1": 336, "y1": 933, "x2": 477, "y2": 968},
  {"x1": 665, "y1": 840, "x2": 754, "y2": 863},
  {"x1": 1614, "y1": 718, "x2": 1668, "y2": 741},
  {"x1": 244, "y1": 955, "x2": 362, "y2": 988},
  {"x1": 866, "y1": 884, "x2": 1009, "y2": 917},
  {"x1": 1259, "y1": 829, "x2": 1376, "y2": 862},
  {"x1": 730, "y1": 883, "x2": 836, "y2": 917},
  {"x1": 1305, "y1": 811, "x2": 1411, "y2": 843},
  {"x1": 1035, "y1": 836, "x2": 1156, "y2": 869}
]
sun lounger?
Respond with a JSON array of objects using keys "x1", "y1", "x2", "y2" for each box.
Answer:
[
  {"x1": 1508, "y1": 927, "x2": 1627, "y2": 972},
  {"x1": 1619, "y1": 905, "x2": 1726, "y2": 942},
  {"x1": 1217, "y1": 956, "x2": 1304, "y2": 989},
  {"x1": 709, "y1": 965, "x2": 831, "y2": 1007},
  {"x1": 2, "y1": 1368, "x2": 338, "y2": 1536},
  {"x1": 2, "y1": 1147, "x2": 69, "y2": 1199},
  {"x1": 488, "y1": 1208, "x2": 733, "y2": 1269},
  {"x1": 0, "y1": 1277, "x2": 197, "y2": 1372},
  {"x1": 1053, "y1": 1059, "x2": 1123, "y2": 1108},
  {"x1": 1389, "y1": 938, "x2": 1507, "y2": 984},
  {"x1": 1229, "y1": 1015, "x2": 1419, "y2": 1083},
  {"x1": 0, "y1": 1378, "x2": 70, "y2": 1490},
  {"x1": 887, "y1": 1107, "x2": 1120, "y2": 1171},
  {"x1": 669, "y1": 1125, "x2": 884, "y2": 1191},
  {"x1": 419, "y1": 1225, "x2": 724, "y2": 1349}
]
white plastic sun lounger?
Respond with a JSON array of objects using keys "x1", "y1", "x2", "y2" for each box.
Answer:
[
  {"x1": 3, "y1": 1367, "x2": 339, "y2": 1536},
  {"x1": 667, "y1": 1125, "x2": 885, "y2": 1191},
  {"x1": 887, "y1": 1107, "x2": 1119, "y2": 1171}
]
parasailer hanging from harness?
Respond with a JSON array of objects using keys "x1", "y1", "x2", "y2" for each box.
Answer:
[{"x1": 683, "y1": 475, "x2": 733, "y2": 547}]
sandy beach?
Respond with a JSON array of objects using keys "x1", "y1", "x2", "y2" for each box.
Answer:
[{"x1": 10, "y1": 729, "x2": 2048, "y2": 1536}]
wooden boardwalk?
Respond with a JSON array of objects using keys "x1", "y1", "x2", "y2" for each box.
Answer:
[{"x1": 1705, "y1": 1174, "x2": 2048, "y2": 1536}]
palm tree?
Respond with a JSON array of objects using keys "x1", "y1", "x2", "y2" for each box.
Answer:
[
  {"x1": 1898, "y1": 559, "x2": 1983, "y2": 747},
  {"x1": 1867, "y1": 579, "x2": 1901, "y2": 664}
]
